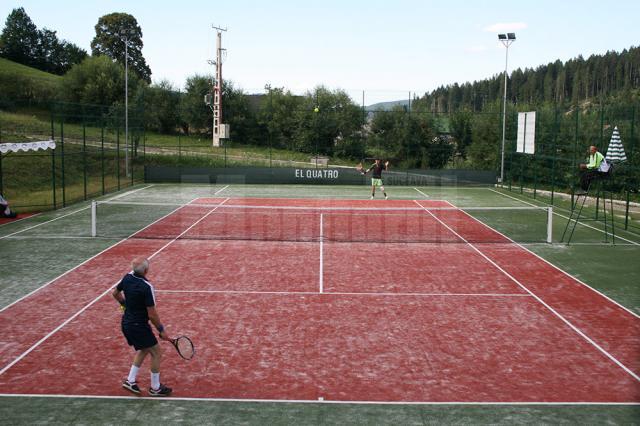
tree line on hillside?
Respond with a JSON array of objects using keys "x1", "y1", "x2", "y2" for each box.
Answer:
[
  {"x1": 1, "y1": 7, "x2": 638, "y2": 176},
  {"x1": 414, "y1": 47, "x2": 640, "y2": 113},
  {"x1": 0, "y1": 8, "x2": 87, "y2": 75}
]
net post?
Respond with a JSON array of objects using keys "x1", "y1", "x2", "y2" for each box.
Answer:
[
  {"x1": 547, "y1": 206, "x2": 553, "y2": 243},
  {"x1": 91, "y1": 200, "x2": 97, "y2": 237}
]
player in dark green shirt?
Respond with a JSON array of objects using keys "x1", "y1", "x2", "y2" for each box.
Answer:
[{"x1": 362, "y1": 159, "x2": 390, "y2": 199}]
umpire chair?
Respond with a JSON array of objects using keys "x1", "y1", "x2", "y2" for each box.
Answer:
[{"x1": 561, "y1": 164, "x2": 616, "y2": 245}]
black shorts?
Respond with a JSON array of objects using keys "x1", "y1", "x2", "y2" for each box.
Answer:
[{"x1": 122, "y1": 322, "x2": 158, "y2": 350}]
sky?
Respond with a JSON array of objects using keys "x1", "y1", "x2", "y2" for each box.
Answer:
[{"x1": 2, "y1": 0, "x2": 639, "y2": 104}]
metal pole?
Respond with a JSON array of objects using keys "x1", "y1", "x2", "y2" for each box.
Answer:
[
  {"x1": 83, "y1": 121, "x2": 87, "y2": 200},
  {"x1": 61, "y1": 121, "x2": 65, "y2": 207},
  {"x1": 547, "y1": 207, "x2": 553, "y2": 243},
  {"x1": 269, "y1": 87, "x2": 273, "y2": 168},
  {"x1": 101, "y1": 122, "x2": 105, "y2": 195},
  {"x1": 91, "y1": 200, "x2": 97, "y2": 237},
  {"x1": 124, "y1": 37, "x2": 130, "y2": 177},
  {"x1": 116, "y1": 127, "x2": 120, "y2": 190},
  {"x1": 500, "y1": 44, "x2": 509, "y2": 184},
  {"x1": 51, "y1": 146, "x2": 56, "y2": 209}
]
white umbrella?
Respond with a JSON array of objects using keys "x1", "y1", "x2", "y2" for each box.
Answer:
[{"x1": 605, "y1": 126, "x2": 627, "y2": 163}]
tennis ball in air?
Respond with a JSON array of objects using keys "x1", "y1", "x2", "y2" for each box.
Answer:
[{"x1": 314, "y1": 107, "x2": 319, "y2": 113}]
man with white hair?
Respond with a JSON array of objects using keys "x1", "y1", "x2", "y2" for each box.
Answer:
[{"x1": 112, "y1": 257, "x2": 172, "y2": 396}]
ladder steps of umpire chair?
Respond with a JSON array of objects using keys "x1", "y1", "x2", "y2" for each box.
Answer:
[{"x1": 561, "y1": 177, "x2": 616, "y2": 245}]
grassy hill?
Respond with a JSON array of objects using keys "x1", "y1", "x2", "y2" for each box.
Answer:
[{"x1": 0, "y1": 57, "x2": 62, "y2": 106}]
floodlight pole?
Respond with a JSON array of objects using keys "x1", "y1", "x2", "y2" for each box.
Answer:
[{"x1": 498, "y1": 33, "x2": 515, "y2": 184}]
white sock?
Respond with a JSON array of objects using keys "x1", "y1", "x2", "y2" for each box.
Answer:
[
  {"x1": 127, "y1": 365, "x2": 139, "y2": 383},
  {"x1": 151, "y1": 372, "x2": 160, "y2": 390}
]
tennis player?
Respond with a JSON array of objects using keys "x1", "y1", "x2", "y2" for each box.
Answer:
[
  {"x1": 112, "y1": 257, "x2": 172, "y2": 396},
  {"x1": 362, "y1": 159, "x2": 390, "y2": 199}
]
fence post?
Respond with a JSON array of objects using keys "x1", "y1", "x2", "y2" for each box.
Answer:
[
  {"x1": 0, "y1": 115, "x2": 3, "y2": 195},
  {"x1": 629, "y1": 105, "x2": 635, "y2": 160},
  {"x1": 51, "y1": 146, "x2": 56, "y2": 209},
  {"x1": 508, "y1": 150, "x2": 513, "y2": 191},
  {"x1": 131, "y1": 129, "x2": 134, "y2": 187},
  {"x1": 550, "y1": 156, "x2": 556, "y2": 206},
  {"x1": 625, "y1": 190, "x2": 630, "y2": 230},
  {"x1": 0, "y1": 115, "x2": 3, "y2": 196},
  {"x1": 600, "y1": 102, "x2": 605, "y2": 150},
  {"x1": 51, "y1": 111, "x2": 56, "y2": 209},
  {"x1": 520, "y1": 155, "x2": 524, "y2": 194},
  {"x1": 533, "y1": 155, "x2": 537, "y2": 199},
  {"x1": 117, "y1": 127, "x2": 121, "y2": 190},
  {"x1": 61, "y1": 120, "x2": 65, "y2": 207},
  {"x1": 101, "y1": 122, "x2": 105, "y2": 195},
  {"x1": 83, "y1": 121, "x2": 87, "y2": 200}
]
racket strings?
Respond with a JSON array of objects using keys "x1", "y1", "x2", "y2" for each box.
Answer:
[{"x1": 175, "y1": 336, "x2": 195, "y2": 359}]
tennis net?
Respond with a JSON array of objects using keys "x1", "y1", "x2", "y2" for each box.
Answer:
[{"x1": 90, "y1": 200, "x2": 553, "y2": 244}]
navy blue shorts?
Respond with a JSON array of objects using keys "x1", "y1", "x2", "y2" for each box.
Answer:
[{"x1": 122, "y1": 322, "x2": 158, "y2": 350}]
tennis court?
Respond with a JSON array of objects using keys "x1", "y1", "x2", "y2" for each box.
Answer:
[{"x1": 0, "y1": 185, "x2": 638, "y2": 416}]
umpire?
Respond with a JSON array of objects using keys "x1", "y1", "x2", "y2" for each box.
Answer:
[{"x1": 112, "y1": 257, "x2": 172, "y2": 396}]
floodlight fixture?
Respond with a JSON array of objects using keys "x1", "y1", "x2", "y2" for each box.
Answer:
[
  {"x1": 498, "y1": 34, "x2": 507, "y2": 40},
  {"x1": 507, "y1": 33, "x2": 516, "y2": 40}
]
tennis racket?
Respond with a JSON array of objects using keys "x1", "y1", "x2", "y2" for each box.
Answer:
[
  {"x1": 170, "y1": 335, "x2": 195, "y2": 360},
  {"x1": 356, "y1": 163, "x2": 365, "y2": 175}
]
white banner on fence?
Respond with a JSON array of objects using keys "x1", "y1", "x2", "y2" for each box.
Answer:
[
  {"x1": 516, "y1": 112, "x2": 536, "y2": 154},
  {"x1": 0, "y1": 140, "x2": 56, "y2": 154}
]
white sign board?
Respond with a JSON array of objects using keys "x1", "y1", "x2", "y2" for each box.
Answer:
[
  {"x1": 516, "y1": 112, "x2": 536, "y2": 154},
  {"x1": 219, "y1": 124, "x2": 230, "y2": 139}
]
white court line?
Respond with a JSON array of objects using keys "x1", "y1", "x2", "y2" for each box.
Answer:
[
  {"x1": 156, "y1": 289, "x2": 531, "y2": 297},
  {"x1": 0, "y1": 205, "x2": 92, "y2": 240},
  {"x1": 489, "y1": 188, "x2": 640, "y2": 246},
  {"x1": 413, "y1": 187, "x2": 430, "y2": 198},
  {"x1": 215, "y1": 185, "x2": 230, "y2": 195},
  {"x1": 0, "y1": 212, "x2": 42, "y2": 228},
  {"x1": 485, "y1": 189, "x2": 640, "y2": 319},
  {"x1": 4, "y1": 235, "x2": 121, "y2": 240},
  {"x1": 319, "y1": 213, "x2": 324, "y2": 294},
  {"x1": 0, "y1": 185, "x2": 156, "y2": 241},
  {"x1": 414, "y1": 200, "x2": 640, "y2": 383},
  {"x1": 0, "y1": 198, "x2": 230, "y2": 376},
  {"x1": 0, "y1": 198, "x2": 199, "y2": 310},
  {"x1": 106, "y1": 184, "x2": 155, "y2": 201},
  {"x1": 0, "y1": 393, "x2": 637, "y2": 405}
]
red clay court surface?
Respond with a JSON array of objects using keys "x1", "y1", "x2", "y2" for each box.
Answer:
[
  {"x1": 0, "y1": 212, "x2": 37, "y2": 226},
  {"x1": 0, "y1": 198, "x2": 638, "y2": 403}
]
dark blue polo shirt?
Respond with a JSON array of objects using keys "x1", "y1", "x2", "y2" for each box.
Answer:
[{"x1": 116, "y1": 272, "x2": 156, "y2": 326}]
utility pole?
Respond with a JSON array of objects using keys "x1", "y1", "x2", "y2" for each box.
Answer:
[{"x1": 211, "y1": 25, "x2": 227, "y2": 147}]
